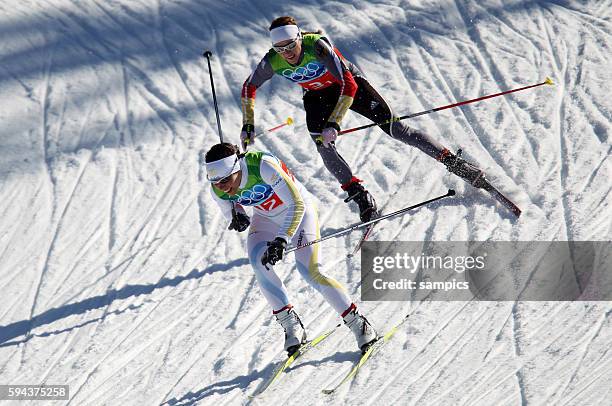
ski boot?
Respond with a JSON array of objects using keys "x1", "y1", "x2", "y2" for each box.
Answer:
[
  {"x1": 343, "y1": 305, "x2": 379, "y2": 354},
  {"x1": 439, "y1": 148, "x2": 488, "y2": 189},
  {"x1": 275, "y1": 306, "x2": 307, "y2": 356},
  {"x1": 343, "y1": 180, "x2": 378, "y2": 222}
]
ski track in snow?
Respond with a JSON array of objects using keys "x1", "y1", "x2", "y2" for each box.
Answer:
[{"x1": 0, "y1": 0, "x2": 610, "y2": 405}]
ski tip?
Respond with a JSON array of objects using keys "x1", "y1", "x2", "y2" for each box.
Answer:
[
  {"x1": 286, "y1": 117, "x2": 294, "y2": 125},
  {"x1": 544, "y1": 77, "x2": 554, "y2": 85},
  {"x1": 322, "y1": 389, "x2": 335, "y2": 395},
  {"x1": 513, "y1": 207, "x2": 522, "y2": 217}
]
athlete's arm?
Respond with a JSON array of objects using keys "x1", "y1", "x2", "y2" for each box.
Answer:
[
  {"x1": 314, "y1": 38, "x2": 358, "y2": 127},
  {"x1": 241, "y1": 55, "x2": 275, "y2": 127},
  {"x1": 259, "y1": 155, "x2": 305, "y2": 243}
]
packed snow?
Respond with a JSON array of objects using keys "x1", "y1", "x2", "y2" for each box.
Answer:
[{"x1": 0, "y1": 0, "x2": 610, "y2": 405}]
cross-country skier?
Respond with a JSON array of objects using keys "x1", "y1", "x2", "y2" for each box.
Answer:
[
  {"x1": 240, "y1": 16, "x2": 486, "y2": 222},
  {"x1": 204, "y1": 142, "x2": 378, "y2": 354}
]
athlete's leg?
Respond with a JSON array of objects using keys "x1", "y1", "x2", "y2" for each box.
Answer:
[
  {"x1": 350, "y1": 76, "x2": 449, "y2": 161},
  {"x1": 350, "y1": 77, "x2": 488, "y2": 184},
  {"x1": 303, "y1": 85, "x2": 378, "y2": 221},
  {"x1": 303, "y1": 86, "x2": 355, "y2": 185},
  {"x1": 247, "y1": 215, "x2": 293, "y2": 312},
  {"x1": 291, "y1": 202, "x2": 354, "y2": 315}
]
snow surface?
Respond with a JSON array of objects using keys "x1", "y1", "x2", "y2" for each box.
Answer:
[{"x1": 0, "y1": 0, "x2": 611, "y2": 405}]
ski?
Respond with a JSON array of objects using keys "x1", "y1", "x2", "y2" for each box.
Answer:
[
  {"x1": 450, "y1": 148, "x2": 521, "y2": 218},
  {"x1": 322, "y1": 317, "x2": 408, "y2": 395},
  {"x1": 249, "y1": 325, "x2": 338, "y2": 398},
  {"x1": 480, "y1": 180, "x2": 521, "y2": 217},
  {"x1": 347, "y1": 210, "x2": 382, "y2": 258},
  {"x1": 347, "y1": 224, "x2": 375, "y2": 258}
]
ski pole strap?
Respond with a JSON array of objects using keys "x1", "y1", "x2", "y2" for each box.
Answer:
[
  {"x1": 285, "y1": 189, "x2": 456, "y2": 253},
  {"x1": 339, "y1": 78, "x2": 554, "y2": 135}
]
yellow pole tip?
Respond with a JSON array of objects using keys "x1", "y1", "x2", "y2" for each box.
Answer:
[
  {"x1": 545, "y1": 77, "x2": 554, "y2": 85},
  {"x1": 286, "y1": 117, "x2": 294, "y2": 125}
]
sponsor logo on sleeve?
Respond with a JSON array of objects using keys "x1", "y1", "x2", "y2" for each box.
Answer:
[{"x1": 280, "y1": 161, "x2": 295, "y2": 181}]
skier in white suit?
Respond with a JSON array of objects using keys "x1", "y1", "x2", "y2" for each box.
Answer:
[{"x1": 204, "y1": 142, "x2": 378, "y2": 355}]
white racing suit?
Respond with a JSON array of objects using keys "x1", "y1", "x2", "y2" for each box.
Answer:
[{"x1": 210, "y1": 151, "x2": 353, "y2": 315}]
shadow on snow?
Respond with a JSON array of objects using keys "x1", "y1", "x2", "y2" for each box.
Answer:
[{"x1": 0, "y1": 258, "x2": 248, "y2": 347}]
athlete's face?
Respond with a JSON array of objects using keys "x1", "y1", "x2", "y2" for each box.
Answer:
[
  {"x1": 274, "y1": 37, "x2": 302, "y2": 65},
  {"x1": 214, "y1": 171, "x2": 242, "y2": 195}
]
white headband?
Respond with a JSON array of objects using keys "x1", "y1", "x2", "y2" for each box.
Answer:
[
  {"x1": 205, "y1": 154, "x2": 240, "y2": 182},
  {"x1": 270, "y1": 24, "x2": 300, "y2": 45}
]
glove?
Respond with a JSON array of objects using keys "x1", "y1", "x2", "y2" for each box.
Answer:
[
  {"x1": 228, "y1": 212, "x2": 250, "y2": 232},
  {"x1": 321, "y1": 122, "x2": 340, "y2": 147},
  {"x1": 240, "y1": 124, "x2": 256, "y2": 150},
  {"x1": 261, "y1": 237, "x2": 287, "y2": 269}
]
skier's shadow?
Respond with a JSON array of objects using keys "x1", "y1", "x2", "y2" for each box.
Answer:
[
  {"x1": 160, "y1": 363, "x2": 277, "y2": 406},
  {"x1": 287, "y1": 350, "x2": 357, "y2": 371},
  {"x1": 160, "y1": 351, "x2": 357, "y2": 405},
  {"x1": 0, "y1": 258, "x2": 248, "y2": 347}
]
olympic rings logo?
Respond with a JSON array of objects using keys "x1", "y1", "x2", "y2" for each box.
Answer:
[
  {"x1": 235, "y1": 184, "x2": 273, "y2": 206},
  {"x1": 281, "y1": 62, "x2": 325, "y2": 82}
]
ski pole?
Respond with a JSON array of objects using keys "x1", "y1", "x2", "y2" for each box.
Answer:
[
  {"x1": 244, "y1": 117, "x2": 294, "y2": 151},
  {"x1": 202, "y1": 50, "x2": 224, "y2": 142},
  {"x1": 285, "y1": 189, "x2": 456, "y2": 253},
  {"x1": 340, "y1": 77, "x2": 554, "y2": 135},
  {"x1": 255, "y1": 117, "x2": 294, "y2": 138},
  {"x1": 203, "y1": 50, "x2": 240, "y2": 219}
]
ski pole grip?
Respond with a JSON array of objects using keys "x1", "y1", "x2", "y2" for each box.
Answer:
[{"x1": 203, "y1": 50, "x2": 212, "y2": 58}]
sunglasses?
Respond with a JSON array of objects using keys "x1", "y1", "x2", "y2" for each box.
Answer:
[
  {"x1": 213, "y1": 174, "x2": 234, "y2": 186},
  {"x1": 273, "y1": 35, "x2": 301, "y2": 53}
]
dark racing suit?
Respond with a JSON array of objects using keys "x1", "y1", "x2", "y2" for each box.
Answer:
[{"x1": 241, "y1": 32, "x2": 449, "y2": 191}]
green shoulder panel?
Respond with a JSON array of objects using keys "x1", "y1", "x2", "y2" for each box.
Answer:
[
  {"x1": 266, "y1": 33, "x2": 323, "y2": 74},
  {"x1": 244, "y1": 150, "x2": 264, "y2": 177}
]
